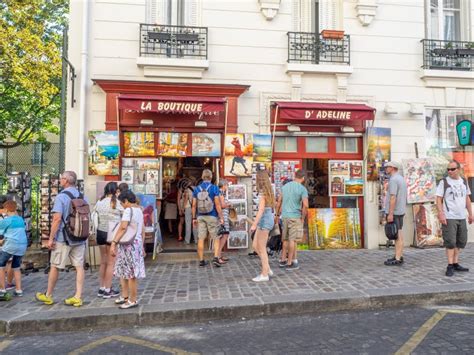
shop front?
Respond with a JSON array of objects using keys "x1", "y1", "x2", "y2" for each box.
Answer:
[
  {"x1": 93, "y1": 80, "x2": 249, "y2": 252},
  {"x1": 270, "y1": 101, "x2": 375, "y2": 249}
]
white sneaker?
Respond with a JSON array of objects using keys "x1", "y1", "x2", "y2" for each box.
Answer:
[
  {"x1": 268, "y1": 269, "x2": 274, "y2": 277},
  {"x1": 252, "y1": 274, "x2": 270, "y2": 282}
]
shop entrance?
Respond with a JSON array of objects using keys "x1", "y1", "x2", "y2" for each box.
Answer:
[{"x1": 160, "y1": 156, "x2": 217, "y2": 251}]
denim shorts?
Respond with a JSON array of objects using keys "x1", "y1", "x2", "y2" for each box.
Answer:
[
  {"x1": 257, "y1": 207, "x2": 275, "y2": 231},
  {"x1": 0, "y1": 251, "x2": 23, "y2": 269}
]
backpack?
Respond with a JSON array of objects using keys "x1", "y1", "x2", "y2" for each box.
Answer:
[
  {"x1": 441, "y1": 177, "x2": 467, "y2": 212},
  {"x1": 196, "y1": 184, "x2": 214, "y2": 214},
  {"x1": 61, "y1": 191, "x2": 90, "y2": 242}
]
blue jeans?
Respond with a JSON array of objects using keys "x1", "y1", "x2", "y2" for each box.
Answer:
[
  {"x1": 0, "y1": 251, "x2": 22, "y2": 269},
  {"x1": 257, "y1": 207, "x2": 275, "y2": 231}
]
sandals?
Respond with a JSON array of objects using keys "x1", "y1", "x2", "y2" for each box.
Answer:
[
  {"x1": 119, "y1": 301, "x2": 138, "y2": 309},
  {"x1": 384, "y1": 258, "x2": 403, "y2": 266},
  {"x1": 115, "y1": 296, "x2": 128, "y2": 305},
  {"x1": 220, "y1": 256, "x2": 229, "y2": 262}
]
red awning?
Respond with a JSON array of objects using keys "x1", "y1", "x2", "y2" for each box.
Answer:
[
  {"x1": 118, "y1": 94, "x2": 226, "y2": 114},
  {"x1": 274, "y1": 102, "x2": 375, "y2": 121}
]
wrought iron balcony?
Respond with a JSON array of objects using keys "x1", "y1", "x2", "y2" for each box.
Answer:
[
  {"x1": 139, "y1": 24, "x2": 208, "y2": 59},
  {"x1": 287, "y1": 32, "x2": 350, "y2": 65},
  {"x1": 422, "y1": 39, "x2": 474, "y2": 71}
]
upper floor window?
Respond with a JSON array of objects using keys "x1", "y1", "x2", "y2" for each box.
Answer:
[
  {"x1": 293, "y1": 0, "x2": 342, "y2": 33},
  {"x1": 427, "y1": 0, "x2": 471, "y2": 41},
  {"x1": 336, "y1": 137, "x2": 358, "y2": 153},
  {"x1": 274, "y1": 137, "x2": 298, "y2": 153},
  {"x1": 147, "y1": 0, "x2": 197, "y2": 26}
]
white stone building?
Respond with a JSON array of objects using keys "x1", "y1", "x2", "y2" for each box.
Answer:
[{"x1": 66, "y1": 0, "x2": 474, "y2": 250}]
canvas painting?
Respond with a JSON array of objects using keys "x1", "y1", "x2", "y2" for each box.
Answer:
[
  {"x1": 307, "y1": 208, "x2": 361, "y2": 250},
  {"x1": 191, "y1": 133, "x2": 221, "y2": 157},
  {"x1": 253, "y1": 134, "x2": 272, "y2": 163},
  {"x1": 224, "y1": 134, "x2": 253, "y2": 176},
  {"x1": 329, "y1": 160, "x2": 364, "y2": 196},
  {"x1": 228, "y1": 231, "x2": 248, "y2": 249},
  {"x1": 402, "y1": 158, "x2": 437, "y2": 203},
  {"x1": 123, "y1": 132, "x2": 155, "y2": 157},
  {"x1": 88, "y1": 131, "x2": 119, "y2": 176},
  {"x1": 413, "y1": 203, "x2": 443, "y2": 248},
  {"x1": 135, "y1": 158, "x2": 160, "y2": 170},
  {"x1": 158, "y1": 132, "x2": 188, "y2": 157},
  {"x1": 227, "y1": 184, "x2": 247, "y2": 201},
  {"x1": 367, "y1": 127, "x2": 391, "y2": 181},
  {"x1": 135, "y1": 194, "x2": 156, "y2": 228}
]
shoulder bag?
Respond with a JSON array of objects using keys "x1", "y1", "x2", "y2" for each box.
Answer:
[{"x1": 107, "y1": 207, "x2": 138, "y2": 245}]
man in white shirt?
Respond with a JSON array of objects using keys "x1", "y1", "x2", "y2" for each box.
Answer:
[{"x1": 436, "y1": 160, "x2": 473, "y2": 277}]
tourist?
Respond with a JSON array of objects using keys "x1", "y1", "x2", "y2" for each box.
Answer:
[
  {"x1": 217, "y1": 179, "x2": 231, "y2": 263},
  {"x1": 178, "y1": 179, "x2": 194, "y2": 244},
  {"x1": 110, "y1": 190, "x2": 145, "y2": 309},
  {"x1": 250, "y1": 171, "x2": 275, "y2": 282}
]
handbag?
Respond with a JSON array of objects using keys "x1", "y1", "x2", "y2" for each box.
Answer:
[{"x1": 107, "y1": 207, "x2": 138, "y2": 245}]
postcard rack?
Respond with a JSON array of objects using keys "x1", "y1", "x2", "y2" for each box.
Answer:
[
  {"x1": 40, "y1": 174, "x2": 61, "y2": 247},
  {"x1": 6, "y1": 172, "x2": 33, "y2": 245}
]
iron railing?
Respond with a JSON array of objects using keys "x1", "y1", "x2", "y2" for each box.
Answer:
[
  {"x1": 422, "y1": 39, "x2": 474, "y2": 71},
  {"x1": 288, "y1": 32, "x2": 350, "y2": 65},
  {"x1": 139, "y1": 23, "x2": 208, "y2": 59}
]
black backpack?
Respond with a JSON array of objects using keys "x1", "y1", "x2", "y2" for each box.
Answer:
[{"x1": 384, "y1": 222, "x2": 398, "y2": 240}]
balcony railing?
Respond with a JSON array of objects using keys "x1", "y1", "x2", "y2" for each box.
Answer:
[
  {"x1": 422, "y1": 39, "x2": 474, "y2": 71},
  {"x1": 139, "y1": 24, "x2": 208, "y2": 59},
  {"x1": 287, "y1": 32, "x2": 350, "y2": 65}
]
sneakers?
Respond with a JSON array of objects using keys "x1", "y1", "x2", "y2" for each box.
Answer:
[
  {"x1": 0, "y1": 291, "x2": 12, "y2": 301},
  {"x1": 446, "y1": 265, "x2": 454, "y2": 277},
  {"x1": 212, "y1": 257, "x2": 222, "y2": 267},
  {"x1": 13, "y1": 290, "x2": 23, "y2": 297},
  {"x1": 252, "y1": 274, "x2": 269, "y2": 282},
  {"x1": 64, "y1": 296, "x2": 83, "y2": 307},
  {"x1": 286, "y1": 262, "x2": 300, "y2": 270},
  {"x1": 199, "y1": 260, "x2": 209, "y2": 267},
  {"x1": 278, "y1": 260, "x2": 287, "y2": 268},
  {"x1": 119, "y1": 301, "x2": 138, "y2": 309},
  {"x1": 453, "y1": 263, "x2": 469, "y2": 272},
  {"x1": 35, "y1": 292, "x2": 54, "y2": 305},
  {"x1": 97, "y1": 288, "x2": 105, "y2": 297},
  {"x1": 102, "y1": 288, "x2": 120, "y2": 299},
  {"x1": 115, "y1": 296, "x2": 128, "y2": 305},
  {"x1": 5, "y1": 283, "x2": 15, "y2": 291},
  {"x1": 384, "y1": 257, "x2": 404, "y2": 266},
  {"x1": 268, "y1": 269, "x2": 274, "y2": 277}
]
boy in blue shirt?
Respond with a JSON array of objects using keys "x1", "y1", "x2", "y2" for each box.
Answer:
[{"x1": 0, "y1": 200, "x2": 28, "y2": 298}]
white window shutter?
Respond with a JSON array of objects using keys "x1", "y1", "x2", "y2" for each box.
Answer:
[
  {"x1": 186, "y1": 0, "x2": 198, "y2": 26},
  {"x1": 292, "y1": 0, "x2": 301, "y2": 32},
  {"x1": 146, "y1": 0, "x2": 168, "y2": 24},
  {"x1": 320, "y1": 0, "x2": 339, "y2": 30}
]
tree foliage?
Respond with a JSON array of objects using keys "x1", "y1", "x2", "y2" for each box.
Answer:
[{"x1": 0, "y1": 0, "x2": 68, "y2": 148}]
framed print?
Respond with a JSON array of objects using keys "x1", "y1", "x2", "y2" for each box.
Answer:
[
  {"x1": 158, "y1": 132, "x2": 187, "y2": 157},
  {"x1": 123, "y1": 132, "x2": 155, "y2": 157},
  {"x1": 228, "y1": 231, "x2": 248, "y2": 249},
  {"x1": 88, "y1": 131, "x2": 119, "y2": 176},
  {"x1": 191, "y1": 133, "x2": 221, "y2": 157}
]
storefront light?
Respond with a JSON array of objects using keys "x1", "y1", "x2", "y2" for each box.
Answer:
[
  {"x1": 140, "y1": 119, "x2": 154, "y2": 126},
  {"x1": 287, "y1": 124, "x2": 301, "y2": 132},
  {"x1": 194, "y1": 121, "x2": 207, "y2": 128},
  {"x1": 340, "y1": 126, "x2": 355, "y2": 133}
]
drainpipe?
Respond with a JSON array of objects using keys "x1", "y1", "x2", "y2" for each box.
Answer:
[{"x1": 78, "y1": 0, "x2": 90, "y2": 179}]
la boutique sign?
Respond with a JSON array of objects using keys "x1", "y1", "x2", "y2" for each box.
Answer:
[
  {"x1": 140, "y1": 101, "x2": 204, "y2": 113},
  {"x1": 304, "y1": 110, "x2": 352, "y2": 120}
]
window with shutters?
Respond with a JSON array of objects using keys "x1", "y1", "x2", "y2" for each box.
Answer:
[
  {"x1": 292, "y1": 0, "x2": 342, "y2": 33},
  {"x1": 146, "y1": 0, "x2": 198, "y2": 26}
]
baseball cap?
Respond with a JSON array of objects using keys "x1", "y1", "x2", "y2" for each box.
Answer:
[{"x1": 384, "y1": 161, "x2": 400, "y2": 170}]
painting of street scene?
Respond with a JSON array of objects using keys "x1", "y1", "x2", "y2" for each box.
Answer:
[
  {"x1": 366, "y1": 127, "x2": 391, "y2": 181},
  {"x1": 307, "y1": 208, "x2": 361, "y2": 249},
  {"x1": 158, "y1": 132, "x2": 188, "y2": 157},
  {"x1": 123, "y1": 132, "x2": 155, "y2": 157},
  {"x1": 192, "y1": 133, "x2": 221, "y2": 157},
  {"x1": 88, "y1": 130, "x2": 119, "y2": 176},
  {"x1": 228, "y1": 231, "x2": 248, "y2": 249}
]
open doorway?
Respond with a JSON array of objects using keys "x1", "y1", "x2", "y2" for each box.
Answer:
[
  {"x1": 303, "y1": 158, "x2": 330, "y2": 208},
  {"x1": 160, "y1": 156, "x2": 216, "y2": 251}
]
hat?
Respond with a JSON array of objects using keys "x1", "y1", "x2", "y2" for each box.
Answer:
[{"x1": 384, "y1": 161, "x2": 400, "y2": 170}]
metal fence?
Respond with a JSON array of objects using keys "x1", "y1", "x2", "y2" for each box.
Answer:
[{"x1": 422, "y1": 39, "x2": 474, "y2": 71}]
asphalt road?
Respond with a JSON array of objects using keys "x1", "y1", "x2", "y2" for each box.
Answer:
[{"x1": 1, "y1": 304, "x2": 474, "y2": 354}]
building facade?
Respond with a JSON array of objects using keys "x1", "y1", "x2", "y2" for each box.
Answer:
[{"x1": 66, "y1": 0, "x2": 474, "y2": 250}]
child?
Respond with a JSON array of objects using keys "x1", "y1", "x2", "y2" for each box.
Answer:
[
  {"x1": 0, "y1": 196, "x2": 14, "y2": 291},
  {"x1": 0, "y1": 200, "x2": 28, "y2": 299}
]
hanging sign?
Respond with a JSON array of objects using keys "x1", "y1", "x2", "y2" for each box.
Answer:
[{"x1": 456, "y1": 120, "x2": 473, "y2": 146}]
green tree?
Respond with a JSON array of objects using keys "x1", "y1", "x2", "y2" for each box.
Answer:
[{"x1": 0, "y1": 0, "x2": 68, "y2": 148}]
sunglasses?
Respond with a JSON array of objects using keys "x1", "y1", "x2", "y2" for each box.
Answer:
[{"x1": 447, "y1": 168, "x2": 457, "y2": 172}]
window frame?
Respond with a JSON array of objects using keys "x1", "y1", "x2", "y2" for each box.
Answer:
[
  {"x1": 274, "y1": 136, "x2": 298, "y2": 153},
  {"x1": 426, "y1": 0, "x2": 470, "y2": 41}
]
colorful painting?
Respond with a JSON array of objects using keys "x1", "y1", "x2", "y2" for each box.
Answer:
[
  {"x1": 413, "y1": 203, "x2": 443, "y2": 248},
  {"x1": 88, "y1": 131, "x2": 119, "y2": 175},
  {"x1": 227, "y1": 184, "x2": 247, "y2": 201},
  {"x1": 402, "y1": 158, "x2": 437, "y2": 203},
  {"x1": 253, "y1": 134, "x2": 272, "y2": 163},
  {"x1": 135, "y1": 159, "x2": 160, "y2": 170},
  {"x1": 136, "y1": 194, "x2": 156, "y2": 228},
  {"x1": 329, "y1": 160, "x2": 364, "y2": 196},
  {"x1": 224, "y1": 134, "x2": 253, "y2": 176},
  {"x1": 367, "y1": 127, "x2": 391, "y2": 181},
  {"x1": 191, "y1": 133, "x2": 221, "y2": 157},
  {"x1": 307, "y1": 208, "x2": 361, "y2": 250},
  {"x1": 123, "y1": 132, "x2": 155, "y2": 157},
  {"x1": 228, "y1": 231, "x2": 248, "y2": 249},
  {"x1": 158, "y1": 132, "x2": 188, "y2": 157}
]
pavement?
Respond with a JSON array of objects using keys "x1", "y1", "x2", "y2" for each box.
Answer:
[{"x1": 1, "y1": 244, "x2": 474, "y2": 336}]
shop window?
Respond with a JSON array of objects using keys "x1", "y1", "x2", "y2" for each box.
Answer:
[
  {"x1": 275, "y1": 137, "x2": 297, "y2": 153},
  {"x1": 306, "y1": 137, "x2": 328, "y2": 153},
  {"x1": 336, "y1": 137, "x2": 358, "y2": 153}
]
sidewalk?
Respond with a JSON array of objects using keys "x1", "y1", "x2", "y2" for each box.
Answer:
[{"x1": 2, "y1": 245, "x2": 474, "y2": 335}]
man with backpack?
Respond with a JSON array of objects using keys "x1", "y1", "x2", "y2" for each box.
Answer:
[
  {"x1": 36, "y1": 171, "x2": 90, "y2": 307},
  {"x1": 436, "y1": 160, "x2": 473, "y2": 277},
  {"x1": 192, "y1": 169, "x2": 224, "y2": 267}
]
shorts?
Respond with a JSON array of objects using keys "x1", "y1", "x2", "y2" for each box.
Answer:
[
  {"x1": 50, "y1": 242, "x2": 86, "y2": 269},
  {"x1": 282, "y1": 218, "x2": 303, "y2": 241},
  {"x1": 0, "y1": 251, "x2": 23, "y2": 269},
  {"x1": 442, "y1": 219, "x2": 468, "y2": 249},
  {"x1": 96, "y1": 229, "x2": 109, "y2": 246},
  {"x1": 197, "y1": 215, "x2": 218, "y2": 241},
  {"x1": 257, "y1": 207, "x2": 275, "y2": 231}
]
